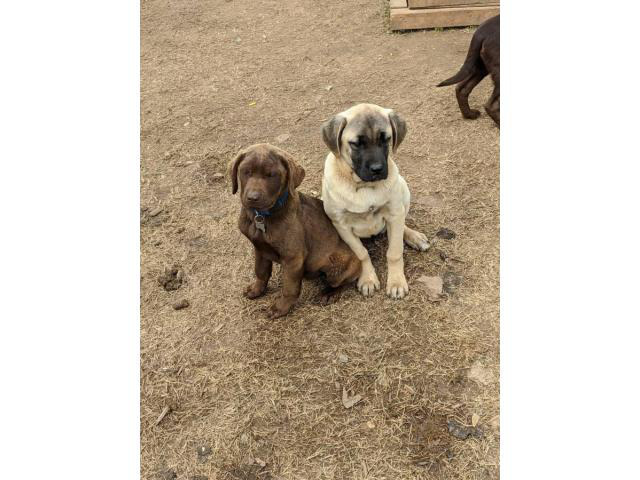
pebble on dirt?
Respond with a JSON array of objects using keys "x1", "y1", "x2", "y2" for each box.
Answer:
[
  {"x1": 436, "y1": 228, "x2": 456, "y2": 240},
  {"x1": 342, "y1": 387, "x2": 362, "y2": 408},
  {"x1": 442, "y1": 272, "x2": 463, "y2": 294},
  {"x1": 148, "y1": 207, "x2": 163, "y2": 217},
  {"x1": 158, "y1": 469, "x2": 177, "y2": 480},
  {"x1": 415, "y1": 275, "x2": 447, "y2": 302},
  {"x1": 197, "y1": 446, "x2": 212, "y2": 464},
  {"x1": 276, "y1": 133, "x2": 290, "y2": 144},
  {"x1": 447, "y1": 419, "x2": 484, "y2": 440},
  {"x1": 173, "y1": 299, "x2": 190, "y2": 310},
  {"x1": 159, "y1": 266, "x2": 184, "y2": 291}
]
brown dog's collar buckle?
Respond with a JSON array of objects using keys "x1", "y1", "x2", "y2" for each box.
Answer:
[{"x1": 254, "y1": 213, "x2": 266, "y2": 233}]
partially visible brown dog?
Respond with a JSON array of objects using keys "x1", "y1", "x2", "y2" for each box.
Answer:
[
  {"x1": 437, "y1": 15, "x2": 500, "y2": 127},
  {"x1": 230, "y1": 143, "x2": 361, "y2": 319}
]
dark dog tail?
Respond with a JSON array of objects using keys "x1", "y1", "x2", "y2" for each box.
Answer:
[{"x1": 436, "y1": 34, "x2": 483, "y2": 87}]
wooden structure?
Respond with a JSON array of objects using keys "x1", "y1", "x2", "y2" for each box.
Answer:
[{"x1": 390, "y1": 0, "x2": 499, "y2": 31}]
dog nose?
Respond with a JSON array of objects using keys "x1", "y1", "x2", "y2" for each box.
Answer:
[
  {"x1": 369, "y1": 163, "x2": 383, "y2": 173},
  {"x1": 247, "y1": 191, "x2": 261, "y2": 202}
]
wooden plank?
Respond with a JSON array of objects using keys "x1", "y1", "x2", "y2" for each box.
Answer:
[
  {"x1": 390, "y1": 0, "x2": 408, "y2": 8},
  {"x1": 390, "y1": 5, "x2": 498, "y2": 30},
  {"x1": 408, "y1": 0, "x2": 496, "y2": 9}
]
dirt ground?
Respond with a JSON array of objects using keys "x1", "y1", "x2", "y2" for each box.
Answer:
[{"x1": 141, "y1": 1, "x2": 499, "y2": 479}]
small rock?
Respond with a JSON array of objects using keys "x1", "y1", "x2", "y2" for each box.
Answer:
[
  {"x1": 468, "y1": 361, "x2": 494, "y2": 385},
  {"x1": 275, "y1": 133, "x2": 290, "y2": 144},
  {"x1": 173, "y1": 299, "x2": 190, "y2": 310},
  {"x1": 197, "y1": 446, "x2": 212, "y2": 464},
  {"x1": 490, "y1": 416, "x2": 499, "y2": 430},
  {"x1": 183, "y1": 121, "x2": 190, "y2": 127},
  {"x1": 415, "y1": 275, "x2": 446, "y2": 302},
  {"x1": 148, "y1": 207, "x2": 163, "y2": 217},
  {"x1": 472, "y1": 413, "x2": 480, "y2": 427},
  {"x1": 438, "y1": 250, "x2": 448, "y2": 262},
  {"x1": 324, "y1": 85, "x2": 333, "y2": 91},
  {"x1": 338, "y1": 353, "x2": 349, "y2": 363},
  {"x1": 447, "y1": 419, "x2": 483, "y2": 440},
  {"x1": 254, "y1": 458, "x2": 266, "y2": 468},
  {"x1": 197, "y1": 446, "x2": 212, "y2": 457},
  {"x1": 436, "y1": 228, "x2": 456, "y2": 240},
  {"x1": 176, "y1": 227, "x2": 185, "y2": 234},
  {"x1": 211, "y1": 172, "x2": 224, "y2": 180},
  {"x1": 342, "y1": 387, "x2": 362, "y2": 409},
  {"x1": 310, "y1": 190, "x2": 319, "y2": 197},
  {"x1": 366, "y1": 420, "x2": 376, "y2": 429},
  {"x1": 158, "y1": 266, "x2": 184, "y2": 291},
  {"x1": 189, "y1": 235, "x2": 207, "y2": 248},
  {"x1": 442, "y1": 272, "x2": 463, "y2": 294},
  {"x1": 158, "y1": 469, "x2": 177, "y2": 480}
]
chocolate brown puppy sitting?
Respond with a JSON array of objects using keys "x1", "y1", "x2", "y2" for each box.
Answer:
[{"x1": 231, "y1": 144, "x2": 361, "y2": 319}]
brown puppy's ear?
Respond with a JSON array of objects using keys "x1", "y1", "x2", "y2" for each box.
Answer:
[
  {"x1": 321, "y1": 115, "x2": 347, "y2": 158},
  {"x1": 275, "y1": 148, "x2": 306, "y2": 196},
  {"x1": 388, "y1": 110, "x2": 407, "y2": 153},
  {"x1": 229, "y1": 149, "x2": 247, "y2": 194}
]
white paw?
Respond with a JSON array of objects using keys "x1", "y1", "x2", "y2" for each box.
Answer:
[
  {"x1": 386, "y1": 273, "x2": 409, "y2": 299},
  {"x1": 357, "y1": 270, "x2": 380, "y2": 297},
  {"x1": 405, "y1": 231, "x2": 430, "y2": 251}
]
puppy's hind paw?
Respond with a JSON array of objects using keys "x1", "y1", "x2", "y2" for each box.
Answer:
[
  {"x1": 244, "y1": 281, "x2": 266, "y2": 299},
  {"x1": 404, "y1": 228, "x2": 430, "y2": 252},
  {"x1": 463, "y1": 109, "x2": 481, "y2": 120}
]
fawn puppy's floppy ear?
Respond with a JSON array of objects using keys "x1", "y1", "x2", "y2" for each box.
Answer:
[
  {"x1": 274, "y1": 147, "x2": 305, "y2": 196},
  {"x1": 322, "y1": 115, "x2": 347, "y2": 158},
  {"x1": 387, "y1": 110, "x2": 407, "y2": 153},
  {"x1": 229, "y1": 149, "x2": 247, "y2": 194}
]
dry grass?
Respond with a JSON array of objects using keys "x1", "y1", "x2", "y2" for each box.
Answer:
[{"x1": 141, "y1": 1, "x2": 498, "y2": 479}]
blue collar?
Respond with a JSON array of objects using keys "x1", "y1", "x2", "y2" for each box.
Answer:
[{"x1": 253, "y1": 190, "x2": 289, "y2": 217}]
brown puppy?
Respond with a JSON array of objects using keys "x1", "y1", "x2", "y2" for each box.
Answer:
[
  {"x1": 231, "y1": 143, "x2": 361, "y2": 319},
  {"x1": 437, "y1": 15, "x2": 500, "y2": 127}
]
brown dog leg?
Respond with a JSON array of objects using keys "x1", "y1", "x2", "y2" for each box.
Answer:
[
  {"x1": 244, "y1": 248, "x2": 272, "y2": 299},
  {"x1": 484, "y1": 81, "x2": 500, "y2": 127},
  {"x1": 455, "y1": 68, "x2": 487, "y2": 119},
  {"x1": 320, "y1": 283, "x2": 347, "y2": 305},
  {"x1": 268, "y1": 256, "x2": 304, "y2": 319},
  {"x1": 320, "y1": 253, "x2": 361, "y2": 304}
]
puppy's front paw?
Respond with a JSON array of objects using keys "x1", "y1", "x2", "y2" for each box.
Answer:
[
  {"x1": 357, "y1": 270, "x2": 380, "y2": 297},
  {"x1": 386, "y1": 272, "x2": 409, "y2": 299},
  {"x1": 244, "y1": 281, "x2": 266, "y2": 299},
  {"x1": 267, "y1": 297, "x2": 294, "y2": 319}
]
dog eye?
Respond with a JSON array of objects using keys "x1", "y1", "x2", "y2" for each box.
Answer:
[
  {"x1": 349, "y1": 141, "x2": 360, "y2": 149},
  {"x1": 380, "y1": 134, "x2": 389, "y2": 144}
]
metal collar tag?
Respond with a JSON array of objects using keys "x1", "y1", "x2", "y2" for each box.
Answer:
[{"x1": 254, "y1": 213, "x2": 266, "y2": 233}]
